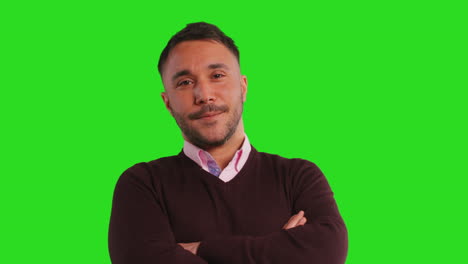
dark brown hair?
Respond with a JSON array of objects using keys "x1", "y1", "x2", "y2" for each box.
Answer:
[{"x1": 158, "y1": 22, "x2": 240, "y2": 75}]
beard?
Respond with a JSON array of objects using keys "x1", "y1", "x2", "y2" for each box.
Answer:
[{"x1": 171, "y1": 96, "x2": 244, "y2": 149}]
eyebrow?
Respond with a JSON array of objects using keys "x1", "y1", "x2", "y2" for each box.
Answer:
[
  {"x1": 171, "y1": 63, "x2": 230, "y2": 82},
  {"x1": 172, "y1": 70, "x2": 191, "y2": 82},
  {"x1": 208, "y1": 63, "x2": 229, "y2": 70}
]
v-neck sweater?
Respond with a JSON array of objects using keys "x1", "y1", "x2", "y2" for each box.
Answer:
[{"x1": 108, "y1": 146, "x2": 348, "y2": 264}]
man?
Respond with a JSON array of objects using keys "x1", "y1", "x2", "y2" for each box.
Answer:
[{"x1": 108, "y1": 22, "x2": 348, "y2": 264}]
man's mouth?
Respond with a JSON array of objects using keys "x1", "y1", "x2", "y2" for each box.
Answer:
[
  {"x1": 189, "y1": 104, "x2": 229, "y2": 120},
  {"x1": 197, "y1": 111, "x2": 223, "y2": 119}
]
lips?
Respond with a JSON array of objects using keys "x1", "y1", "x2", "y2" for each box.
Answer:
[
  {"x1": 188, "y1": 104, "x2": 229, "y2": 120},
  {"x1": 198, "y1": 111, "x2": 223, "y2": 119}
]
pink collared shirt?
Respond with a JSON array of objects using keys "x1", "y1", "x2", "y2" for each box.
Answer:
[{"x1": 183, "y1": 135, "x2": 252, "y2": 183}]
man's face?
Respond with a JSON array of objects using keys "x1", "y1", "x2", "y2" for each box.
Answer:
[{"x1": 161, "y1": 40, "x2": 247, "y2": 149}]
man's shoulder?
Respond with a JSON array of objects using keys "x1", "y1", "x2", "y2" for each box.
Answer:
[
  {"x1": 250, "y1": 149, "x2": 325, "y2": 191},
  {"x1": 253, "y1": 148, "x2": 320, "y2": 173},
  {"x1": 120, "y1": 152, "x2": 184, "y2": 178},
  {"x1": 253, "y1": 151, "x2": 329, "y2": 196},
  {"x1": 146, "y1": 152, "x2": 184, "y2": 167}
]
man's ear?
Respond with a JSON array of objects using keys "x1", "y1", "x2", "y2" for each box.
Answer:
[
  {"x1": 161, "y1": 91, "x2": 173, "y2": 114},
  {"x1": 240, "y1": 75, "x2": 248, "y2": 102}
]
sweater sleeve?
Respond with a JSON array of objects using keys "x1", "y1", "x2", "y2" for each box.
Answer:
[
  {"x1": 108, "y1": 164, "x2": 208, "y2": 264},
  {"x1": 196, "y1": 161, "x2": 348, "y2": 264}
]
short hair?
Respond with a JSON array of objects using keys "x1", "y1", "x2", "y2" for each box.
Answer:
[{"x1": 158, "y1": 22, "x2": 240, "y2": 75}]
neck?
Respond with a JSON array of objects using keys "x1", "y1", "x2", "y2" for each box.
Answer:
[
  {"x1": 186, "y1": 120, "x2": 246, "y2": 170},
  {"x1": 205, "y1": 127, "x2": 245, "y2": 170}
]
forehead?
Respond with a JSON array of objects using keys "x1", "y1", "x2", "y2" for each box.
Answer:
[{"x1": 162, "y1": 40, "x2": 239, "y2": 80}]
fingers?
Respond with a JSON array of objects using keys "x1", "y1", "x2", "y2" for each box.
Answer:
[
  {"x1": 178, "y1": 242, "x2": 201, "y2": 255},
  {"x1": 283, "y1": 210, "x2": 303, "y2": 230},
  {"x1": 298, "y1": 216, "x2": 307, "y2": 226},
  {"x1": 283, "y1": 210, "x2": 307, "y2": 230}
]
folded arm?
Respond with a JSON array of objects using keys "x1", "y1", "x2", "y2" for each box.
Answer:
[
  {"x1": 108, "y1": 165, "x2": 208, "y2": 264},
  {"x1": 178, "y1": 210, "x2": 308, "y2": 255},
  {"x1": 192, "y1": 161, "x2": 348, "y2": 264},
  {"x1": 109, "y1": 161, "x2": 347, "y2": 264}
]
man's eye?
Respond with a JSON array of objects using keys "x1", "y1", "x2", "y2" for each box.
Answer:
[
  {"x1": 178, "y1": 80, "x2": 192, "y2": 86},
  {"x1": 213, "y1": 73, "x2": 224, "y2": 79}
]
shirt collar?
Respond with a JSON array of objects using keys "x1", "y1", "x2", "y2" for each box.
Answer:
[{"x1": 183, "y1": 134, "x2": 251, "y2": 172}]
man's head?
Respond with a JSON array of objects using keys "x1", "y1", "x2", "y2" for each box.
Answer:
[{"x1": 159, "y1": 22, "x2": 247, "y2": 149}]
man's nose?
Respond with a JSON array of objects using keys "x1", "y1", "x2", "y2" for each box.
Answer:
[{"x1": 193, "y1": 80, "x2": 216, "y2": 105}]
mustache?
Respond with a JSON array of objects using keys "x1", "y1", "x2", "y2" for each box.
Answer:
[{"x1": 188, "y1": 104, "x2": 229, "y2": 120}]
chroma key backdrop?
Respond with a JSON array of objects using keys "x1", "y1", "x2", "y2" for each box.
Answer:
[{"x1": 1, "y1": 1, "x2": 466, "y2": 263}]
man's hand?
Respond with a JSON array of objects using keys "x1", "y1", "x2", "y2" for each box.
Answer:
[
  {"x1": 178, "y1": 241, "x2": 201, "y2": 255},
  {"x1": 282, "y1": 210, "x2": 307, "y2": 230}
]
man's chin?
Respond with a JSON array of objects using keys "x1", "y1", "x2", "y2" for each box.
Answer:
[
  {"x1": 186, "y1": 132, "x2": 230, "y2": 149},
  {"x1": 195, "y1": 137, "x2": 228, "y2": 148}
]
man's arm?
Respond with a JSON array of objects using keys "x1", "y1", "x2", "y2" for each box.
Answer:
[
  {"x1": 178, "y1": 211, "x2": 308, "y2": 255},
  {"x1": 193, "y1": 161, "x2": 348, "y2": 264},
  {"x1": 108, "y1": 165, "x2": 208, "y2": 264}
]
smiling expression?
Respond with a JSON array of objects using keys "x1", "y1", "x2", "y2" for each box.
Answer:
[{"x1": 160, "y1": 40, "x2": 247, "y2": 149}]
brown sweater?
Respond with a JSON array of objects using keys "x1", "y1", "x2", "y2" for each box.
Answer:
[{"x1": 108, "y1": 146, "x2": 348, "y2": 264}]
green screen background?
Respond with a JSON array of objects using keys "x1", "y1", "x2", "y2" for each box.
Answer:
[{"x1": 1, "y1": 1, "x2": 466, "y2": 263}]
